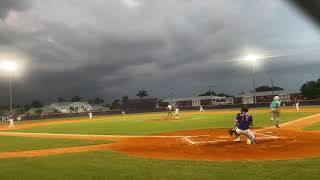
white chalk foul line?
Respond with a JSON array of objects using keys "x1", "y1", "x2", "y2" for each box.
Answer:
[
  {"x1": 254, "y1": 132, "x2": 279, "y2": 139},
  {"x1": 183, "y1": 137, "x2": 196, "y2": 145},
  {"x1": 0, "y1": 132, "x2": 210, "y2": 139},
  {"x1": 183, "y1": 137, "x2": 228, "y2": 145},
  {"x1": 183, "y1": 135, "x2": 283, "y2": 145}
]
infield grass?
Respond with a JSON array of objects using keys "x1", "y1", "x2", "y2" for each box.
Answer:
[{"x1": 304, "y1": 122, "x2": 320, "y2": 130}]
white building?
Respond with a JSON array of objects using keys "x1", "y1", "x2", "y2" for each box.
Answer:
[
  {"x1": 162, "y1": 96, "x2": 232, "y2": 107},
  {"x1": 27, "y1": 102, "x2": 92, "y2": 115},
  {"x1": 233, "y1": 90, "x2": 302, "y2": 104}
]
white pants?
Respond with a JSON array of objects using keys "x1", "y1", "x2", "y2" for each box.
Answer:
[
  {"x1": 200, "y1": 108, "x2": 205, "y2": 112},
  {"x1": 175, "y1": 109, "x2": 179, "y2": 115},
  {"x1": 236, "y1": 128, "x2": 255, "y2": 142},
  {"x1": 296, "y1": 103, "x2": 299, "y2": 110},
  {"x1": 89, "y1": 113, "x2": 92, "y2": 119},
  {"x1": 8, "y1": 119, "x2": 14, "y2": 128}
]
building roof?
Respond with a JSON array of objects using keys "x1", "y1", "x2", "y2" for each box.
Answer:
[
  {"x1": 235, "y1": 90, "x2": 301, "y2": 98},
  {"x1": 49, "y1": 102, "x2": 91, "y2": 107},
  {"x1": 162, "y1": 96, "x2": 225, "y2": 102}
]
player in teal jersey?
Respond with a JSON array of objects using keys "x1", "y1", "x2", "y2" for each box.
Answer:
[{"x1": 270, "y1": 96, "x2": 281, "y2": 128}]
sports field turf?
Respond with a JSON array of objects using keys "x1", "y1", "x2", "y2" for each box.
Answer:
[
  {"x1": 0, "y1": 108, "x2": 319, "y2": 180},
  {"x1": 0, "y1": 136, "x2": 110, "y2": 152},
  {"x1": 0, "y1": 151, "x2": 319, "y2": 180},
  {"x1": 304, "y1": 122, "x2": 320, "y2": 130},
  {"x1": 6, "y1": 111, "x2": 316, "y2": 135}
]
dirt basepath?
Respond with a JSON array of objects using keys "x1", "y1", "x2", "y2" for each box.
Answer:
[{"x1": 0, "y1": 112, "x2": 319, "y2": 160}]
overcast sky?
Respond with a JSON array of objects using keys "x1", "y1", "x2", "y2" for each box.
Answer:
[{"x1": 0, "y1": 0, "x2": 320, "y2": 105}]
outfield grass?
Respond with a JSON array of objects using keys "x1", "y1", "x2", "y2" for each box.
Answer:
[
  {"x1": 0, "y1": 136, "x2": 110, "y2": 152},
  {"x1": 0, "y1": 151, "x2": 319, "y2": 180},
  {"x1": 7, "y1": 112, "x2": 316, "y2": 135},
  {"x1": 304, "y1": 122, "x2": 320, "y2": 130}
]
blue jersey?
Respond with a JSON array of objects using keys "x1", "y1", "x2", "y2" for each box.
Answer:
[{"x1": 235, "y1": 113, "x2": 253, "y2": 130}]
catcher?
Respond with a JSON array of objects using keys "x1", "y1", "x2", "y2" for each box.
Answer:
[{"x1": 229, "y1": 105, "x2": 256, "y2": 144}]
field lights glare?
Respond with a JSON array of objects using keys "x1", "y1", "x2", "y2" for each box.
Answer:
[
  {"x1": 244, "y1": 54, "x2": 259, "y2": 63},
  {"x1": 1, "y1": 60, "x2": 17, "y2": 72}
]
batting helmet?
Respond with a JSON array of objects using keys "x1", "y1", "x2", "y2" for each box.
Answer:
[{"x1": 241, "y1": 105, "x2": 249, "y2": 113}]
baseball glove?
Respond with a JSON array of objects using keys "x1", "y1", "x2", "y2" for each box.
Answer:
[{"x1": 228, "y1": 128, "x2": 238, "y2": 136}]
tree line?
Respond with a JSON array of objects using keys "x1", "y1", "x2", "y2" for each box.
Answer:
[{"x1": 1, "y1": 79, "x2": 320, "y2": 115}]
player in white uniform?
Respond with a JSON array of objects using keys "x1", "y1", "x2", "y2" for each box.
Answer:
[
  {"x1": 88, "y1": 110, "x2": 93, "y2": 120},
  {"x1": 200, "y1": 105, "x2": 205, "y2": 112},
  {"x1": 295, "y1": 99, "x2": 300, "y2": 110},
  {"x1": 122, "y1": 110, "x2": 126, "y2": 115},
  {"x1": 175, "y1": 106, "x2": 179, "y2": 117},
  {"x1": 8, "y1": 113, "x2": 15, "y2": 128},
  {"x1": 167, "y1": 104, "x2": 173, "y2": 116}
]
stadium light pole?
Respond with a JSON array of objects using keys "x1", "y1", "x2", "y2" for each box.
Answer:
[
  {"x1": 244, "y1": 54, "x2": 258, "y2": 104},
  {"x1": 208, "y1": 85, "x2": 215, "y2": 105},
  {"x1": 1, "y1": 61, "x2": 17, "y2": 113}
]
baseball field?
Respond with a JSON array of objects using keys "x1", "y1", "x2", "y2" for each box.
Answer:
[{"x1": 0, "y1": 107, "x2": 320, "y2": 180}]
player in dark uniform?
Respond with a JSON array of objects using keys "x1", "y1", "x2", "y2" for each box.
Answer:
[{"x1": 232, "y1": 106, "x2": 256, "y2": 144}]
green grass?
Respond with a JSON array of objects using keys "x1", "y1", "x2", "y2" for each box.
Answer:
[
  {"x1": 0, "y1": 110, "x2": 319, "y2": 180},
  {"x1": 7, "y1": 111, "x2": 316, "y2": 135},
  {"x1": 0, "y1": 151, "x2": 319, "y2": 180},
  {"x1": 0, "y1": 136, "x2": 110, "y2": 152},
  {"x1": 304, "y1": 122, "x2": 320, "y2": 130}
]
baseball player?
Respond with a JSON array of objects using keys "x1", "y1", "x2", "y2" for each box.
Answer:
[
  {"x1": 88, "y1": 110, "x2": 93, "y2": 120},
  {"x1": 232, "y1": 106, "x2": 256, "y2": 144},
  {"x1": 167, "y1": 104, "x2": 173, "y2": 116},
  {"x1": 200, "y1": 105, "x2": 205, "y2": 112},
  {"x1": 122, "y1": 110, "x2": 126, "y2": 115},
  {"x1": 174, "y1": 106, "x2": 179, "y2": 117},
  {"x1": 8, "y1": 113, "x2": 15, "y2": 128},
  {"x1": 270, "y1": 96, "x2": 281, "y2": 128},
  {"x1": 295, "y1": 98, "x2": 300, "y2": 110}
]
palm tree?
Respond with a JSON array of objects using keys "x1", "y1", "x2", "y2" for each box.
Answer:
[
  {"x1": 136, "y1": 90, "x2": 149, "y2": 98},
  {"x1": 57, "y1": 97, "x2": 66, "y2": 102},
  {"x1": 93, "y1": 96, "x2": 104, "y2": 104},
  {"x1": 71, "y1": 96, "x2": 83, "y2": 102}
]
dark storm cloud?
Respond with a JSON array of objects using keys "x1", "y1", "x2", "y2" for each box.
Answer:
[
  {"x1": 0, "y1": 0, "x2": 320, "y2": 104},
  {"x1": 0, "y1": 0, "x2": 30, "y2": 19}
]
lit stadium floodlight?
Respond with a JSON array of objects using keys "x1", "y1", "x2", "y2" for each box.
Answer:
[
  {"x1": 244, "y1": 54, "x2": 259, "y2": 64},
  {"x1": 1, "y1": 60, "x2": 18, "y2": 113},
  {"x1": 1, "y1": 60, "x2": 17, "y2": 72},
  {"x1": 243, "y1": 54, "x2": 259, "y2": 104}
]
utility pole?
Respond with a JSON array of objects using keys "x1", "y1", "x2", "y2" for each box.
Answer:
[
  {"x1": 10, "y1": 71, "x2": 13, "y2": 112},
  {"x1": 252, "y1": 63, "x2": 257, "y2": 104},
  {"x1": 208, "y1": 85, "x2": 215, "y2": 105},
  {"x1": 271, "y1": 78, "x2": 274, "y2": 96},
  {"x1": 170, "y1": 88, "x2": 173, "y2": 105}
]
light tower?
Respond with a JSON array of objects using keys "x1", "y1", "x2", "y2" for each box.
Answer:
[{"x1": 1, "y1": 60, "x2": 17, "y2": 112}]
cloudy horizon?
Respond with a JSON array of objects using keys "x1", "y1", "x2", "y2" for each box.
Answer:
[{"x1": 0, "y1": 0, "x2": 320, "y2": 105}]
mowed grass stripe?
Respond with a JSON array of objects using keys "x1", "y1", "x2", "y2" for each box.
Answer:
[
  {"x1": 7, "y1": 112, "x2": 316, "y2": 135},
  {"x1": 0, "y1": 136, "x2": 111, "y2": 152},
  {"x1": 0, "y1": 151, "x2": 319, "y2": 180}
]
